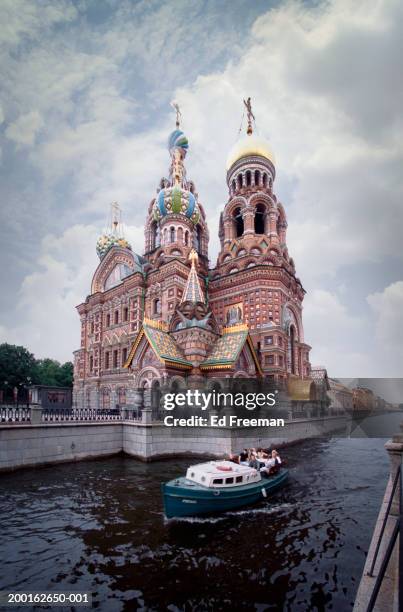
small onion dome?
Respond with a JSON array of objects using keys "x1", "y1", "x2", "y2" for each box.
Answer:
[
  {"x1": 168, "y1": 129, "x2": 189, "y2": 155},
  {"x1": 153, "y1": 185, "x2": 200, "y2": 225},
  {"x1": 96, "y1": 233, "x2": 132, "y2": 260},
  {"x1": 226, "y1": 134, "x2": 275, "y2": 171}
]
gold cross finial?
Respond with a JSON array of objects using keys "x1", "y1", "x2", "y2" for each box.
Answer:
[
  {"x1": 189, "y1": 248, "x2": 199, "y2": 268},
  {"x1": 111, "y1": 201, "x2": 120, "y2": 232},
  {"x1": 171, "y1": 101, "x2": 182, "y2": 128},
  {"x1": 243, "y1": 97, "x2": 255, "y2": 135}
]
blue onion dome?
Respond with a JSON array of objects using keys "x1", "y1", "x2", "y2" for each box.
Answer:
[
  {"x1": 96, "y1": 233, "x2": 132, "y2": 260},
  {"x1": 168, "y1": 129, "x2": 188, "y2": 155},
  {"x1": 153, "y1": 186, "x2": 200, "y2": 225}
]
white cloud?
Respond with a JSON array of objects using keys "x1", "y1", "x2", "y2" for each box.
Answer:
[
  {"x1": 302, "y1": 289, "x2": 372, "y2": 376},
  {"x1": 0, "y1": 0, "x2": 77, "y2": 47},
  {"x1": 5, "y1": 110, "x2": 44, "y2": 146},
  {"x1": 0, "y1": 222, "x2": 145, "y2": 361},
  {"x1": 367, "y1": 281, "x2": 403, "y2": 354}
]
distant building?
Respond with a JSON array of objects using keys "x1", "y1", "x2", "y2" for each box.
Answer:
[
  {"x1": 328, "y1": 379, "x2": 353, "y2": 414},
  {"x1": 352, "y1": 387, "x2": 375, "y2": 414}
]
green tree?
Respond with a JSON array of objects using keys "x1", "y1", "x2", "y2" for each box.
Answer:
[
  {"x1": 0, "y1": 344, "x2": 74, "y2": 402},
  {"x1": 0, "y1": 343, "x2": 37, "y2": 399},
  {"x1": 56, "y1": 361, "x2": 74, "y2": 387},
  {"x1": 35, "y1": 359, "x2": 74, "y2": 387}
]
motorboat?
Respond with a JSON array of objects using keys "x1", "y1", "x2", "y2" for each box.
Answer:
[{"x1": 162, "y1": 460, "x2": 288, "y2": 518}]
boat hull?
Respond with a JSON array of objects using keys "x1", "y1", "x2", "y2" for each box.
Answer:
[{"x1": 162, "y1": 469, "x2": 289, "y2": 518}]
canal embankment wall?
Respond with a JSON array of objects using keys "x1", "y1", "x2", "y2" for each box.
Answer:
[
  {"x1": 353, "y1": 431, "x2": 402, "y2": 612},
  {"x1": 0, "y1": 415, "x2": 347, "y2": 472}
]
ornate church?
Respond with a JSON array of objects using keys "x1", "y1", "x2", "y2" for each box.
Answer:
[{"x1": 73, "y1": 101, "x2": 314, "y2": 410}]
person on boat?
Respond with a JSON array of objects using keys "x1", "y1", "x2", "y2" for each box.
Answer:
[
  {"x1": 248, "y1": 451, "x2": 260, "y2": 470},
  {"x1": 229, "y1": 453, "x2": 240, "y2": 464},
  {"x1": 239, "y1": 449, "x2": 249, "y2": 465},
  {"x1": 260, "y1": 450, "x2": 282, "y2": 476},
  {"x1": 257, "y1": 449, "x2": 269, "y2": 468}
]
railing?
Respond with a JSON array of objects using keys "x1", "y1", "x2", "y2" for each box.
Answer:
[
  {"x1": 0, "y1": 406, "x2": 144, "y2": 424},
  {"x1": 42, "y1": 408, "x2": 122, "y2": 422},
  {"x1": 365, "y1": 456, "x2": 402, "y2": 611},
  {"x1": 0, "y1": 406, "x2": 31, "y2": 423}
]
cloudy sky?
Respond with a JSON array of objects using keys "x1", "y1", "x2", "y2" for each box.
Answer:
[{"x1": 0, "y1": 0, "x2": 402, "y2": 376}]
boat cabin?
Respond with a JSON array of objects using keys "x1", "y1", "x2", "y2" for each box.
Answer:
[{"x1": 185, "y1": 461, "x2": 261, "y2": 488}]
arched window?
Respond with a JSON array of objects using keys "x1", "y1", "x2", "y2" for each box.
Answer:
[
  {"x1": 289, "y1": 325, "x2": 296, "y2": 374},
  {"x1": 246, "y1": 170, "x2": 251, "y2": 187},
  {"x1": 178, "y1": 227, "x2": 183, "y2": 243},
  {"x1": 254, "y1": 170, "x2": 260, "y2": 186},
  {"x1": 233, "y1": 208, "x2": 244, "y2": 237},
  {"x1": 184, "y1": 230, "x2": 189, "y2": 246},
  {"x1": 170, "y1": 227, "x2": 175, "y2": 243},
  {"x1": 151, "y1": 222, "x2": 157, "y2": 250},
  {"x1": 163, "y1": 228, "x2": 168, "y2": 244},
  {"x1": 151, "y1": 380, "x2": 161, "y2": 415},
  {"x1": 254, "y1": 204, "x2": 265, "y2": 234},
  {"x1": 102, "y1": 388, "x2": 110, "y2": 410},
  {"x1": 153, "y1": 299, "x2": 161, "y2": 315},
  {"x1": 114, "y1": 310, "x2": 119, "y2": 325},
  {"x1": 238, "y1": 174, "x2": 243, "y2": 189},
  {"x1": 194, "y1": 225, "x2": 202, "y2": 252},
  {"x1": 232, "y1": 179, "x2": 236, "y2": 193},
  {"x1": 263, "y1": 174, "x2": 268, "y2": 188},
  {"x1": 118, "y1": 387, "x2": 126, "y2": 406},
  {"x1": 104, "y1": 264, "x2": 132, "y2": 291}
]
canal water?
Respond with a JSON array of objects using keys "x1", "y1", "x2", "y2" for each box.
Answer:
[{"x1": 0, "y1": 436, "x2": 392, "y2": 611}]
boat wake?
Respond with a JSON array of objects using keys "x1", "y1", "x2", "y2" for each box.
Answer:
[{"x1": 165, "y1": 502, "x2": 293, "y2": 524}]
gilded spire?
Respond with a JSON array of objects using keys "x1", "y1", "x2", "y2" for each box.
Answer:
[
  {"x1": 243, "y1": 97, "x2": 255, "y2": 135},
  {"x1": 181, "y1": 249, "x2": 205, "y2": 304}
]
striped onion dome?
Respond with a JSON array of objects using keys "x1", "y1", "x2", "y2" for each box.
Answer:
[
  {"x1": 168, "y1": 129, "x2": 189, "y2": 154},
  {"x1": 153, "y1": 185, "x2": 200, "y2": 225}
]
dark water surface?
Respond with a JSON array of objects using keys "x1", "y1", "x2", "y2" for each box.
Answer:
[{"x1": 0, "y1": 438, "x2": 390, "y2": 611}]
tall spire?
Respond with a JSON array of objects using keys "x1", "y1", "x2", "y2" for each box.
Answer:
[
  {"x1": 181, "y1": 249, "x2": 205, "y2": 304},
  {"x1": 168, "y1": 103, "x2": 188, "y2": 187},
  {"x1": 243, "y1": 97, "x2": 255, "y2": 135}
]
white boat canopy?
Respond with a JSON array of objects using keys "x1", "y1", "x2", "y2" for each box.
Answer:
[{"x1": 186, "y1": 460, "x2": 261, "y2": 488}]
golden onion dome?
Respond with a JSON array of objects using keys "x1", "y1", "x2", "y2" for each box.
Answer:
[{"x1": 226, "y1": 134, "x2": 275, "y2": 171}]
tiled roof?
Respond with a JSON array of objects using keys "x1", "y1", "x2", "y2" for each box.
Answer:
[
  {"x1": 200, "y1": 324, "x2": 262, "y2": 375},
  {"x1": 124, "y1": 318, "x2": 192, "y2": 369},
  {"x1": 144, "y1": 322, "x2": 192, "y2": 367}
]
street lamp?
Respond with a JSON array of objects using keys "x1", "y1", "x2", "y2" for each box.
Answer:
[
  {"x1": 2, "y1": 381, "x2": 8, "y2": 405},
  {"x1": 26, "y1": 377, "x2": 31, "y2": 409}
]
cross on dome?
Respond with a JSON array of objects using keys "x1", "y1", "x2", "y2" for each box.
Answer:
[{"x1": 243, "y1": 97, "x2": 255, "y2": 135}]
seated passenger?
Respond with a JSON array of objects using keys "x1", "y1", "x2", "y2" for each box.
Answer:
[
  {"x1": 255, "y1": 449, "x2": 268, "y2": 469},
  {"x1": 239, "y1": 449, "x2": 249, "y2": 466},
  {"x1": 260, "y1": 451, "x2": 282, "y2": 475},
  {"x1": 248, "y1": 452, "x2": 260, "y2": 470}
]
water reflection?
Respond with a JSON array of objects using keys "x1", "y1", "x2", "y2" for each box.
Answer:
[{"x1": 0, "y1": 438, "x2": 389, "y2": 611}]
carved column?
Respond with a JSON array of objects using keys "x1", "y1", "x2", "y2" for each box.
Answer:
[{"x1": 243, "y1": 205, "x2": 255, "y2": 235}]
